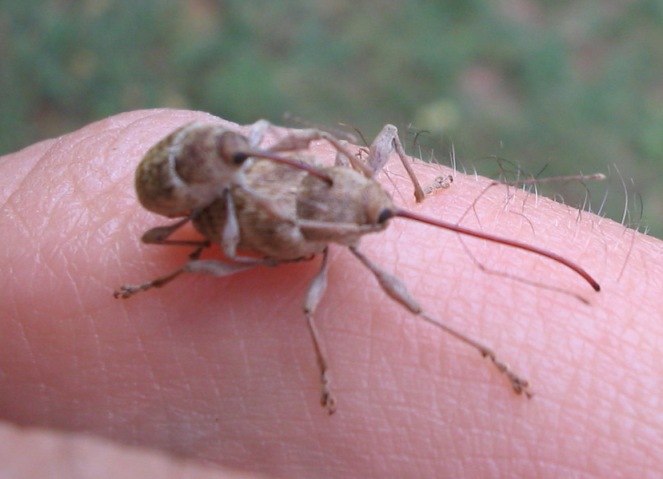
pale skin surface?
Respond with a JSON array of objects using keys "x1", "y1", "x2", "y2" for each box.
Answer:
[{"x1": 1, "y1": 109, "x2": 661, "y2": 478}]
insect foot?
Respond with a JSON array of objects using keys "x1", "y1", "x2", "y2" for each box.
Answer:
[{"x1": 116, "y1": 121, "x2": 601, "y2": 413}]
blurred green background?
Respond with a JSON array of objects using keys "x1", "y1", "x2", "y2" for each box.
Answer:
[{"x1": 2, "y1": 0, "x2": 662, "y2": 236}]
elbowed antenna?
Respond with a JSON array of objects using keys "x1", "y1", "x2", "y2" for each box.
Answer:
[{"x1": 393, "y1": 208, "x2": 601, "y2": 292}]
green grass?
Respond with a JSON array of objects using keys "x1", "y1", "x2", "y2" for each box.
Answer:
[{"x1": 2, "y1": 0, "x2": 662, "y2": 236}]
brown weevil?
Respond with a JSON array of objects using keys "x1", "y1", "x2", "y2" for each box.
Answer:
[{"x1": 116, "y1": 122, "x2": 601, "y2": 414}]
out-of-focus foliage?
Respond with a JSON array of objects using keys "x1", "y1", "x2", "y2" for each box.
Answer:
[{"x1": 2, "y1": 0, "x2": 662, "y2": 236}]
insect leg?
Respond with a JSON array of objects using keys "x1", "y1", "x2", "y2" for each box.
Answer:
[
  {"x1": 303, "y1": 248, "x2": 336, "y2": 414},
  {"x1": 141, "y1": 216, "x2": 210, "y2": 248},
  {"x1": 422, "y1": 174, "x2": 454, "y2": 196},
  {"x1": 221, "y1": 188, "x2": 240, "y2": 259},
  {"x1": 114, "y1": 257, "x2": 258, "y2": 299},
  {"x1": 368, "y1": 125, "x2": 426, "y2": 203},
  {"x1": 246, "y1": 119, "x2": 270, "y2": 147},
  {"x1": 217, "y1": 188, "x2": 281, "y2": 265},
  {"x1": 349, "y1": 246, "x2": 532, "y2": 397}
]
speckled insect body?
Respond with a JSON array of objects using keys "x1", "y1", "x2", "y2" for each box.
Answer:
[
  {"x1": 127, "y1": 120, "x2": 338, "y2": 260},
  {"x1": 135, "y1": 121, "x2": 266, "y2": 217},
  {"x1": 116, "y1": 122, "x2": 601, "y2": 414}
]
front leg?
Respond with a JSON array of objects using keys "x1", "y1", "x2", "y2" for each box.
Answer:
[{"x1": 367, "y1": 125, "x2": 425, "y2": 203}]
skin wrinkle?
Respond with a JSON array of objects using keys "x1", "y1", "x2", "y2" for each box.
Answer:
[
  {"x1": 181, "y1": 313, "x2": 225, "y2": 410},
  {"x1": 4, "y1": 195, "x2": 38, "y2": 271},
  {"x1": 0, "y1": 141, "x2": 50, "y2": 205},
  {"x1": 123, "y1": 301, "x2": 171, "y2": 437},
  {"x1": 7, "y1": 319, "x2": 43, "y2": 408},
  {"x1": 167, "y1": 340, "x2": 198, "y2": 435}
]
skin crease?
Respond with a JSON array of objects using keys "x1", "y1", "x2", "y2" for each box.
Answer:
[{"x1": 0, "y1": 109, "x2": 662, "y2": 479}]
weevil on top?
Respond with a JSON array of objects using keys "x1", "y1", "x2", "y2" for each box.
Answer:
[{"x1": 115, "y1": 119, "x2": 601, "y2": 414}]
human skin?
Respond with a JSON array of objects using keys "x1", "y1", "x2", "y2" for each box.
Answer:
[{"x1": 0, "y1": 109, "x2": 661, "y2": 478}]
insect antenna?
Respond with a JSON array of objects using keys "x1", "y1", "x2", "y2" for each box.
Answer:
[
  {"x1": 391, "y1": 208, "x2": 601, "y2": 292},
  {"x1": 243, "y1": 150, "x2": 334, "y2": 185}
]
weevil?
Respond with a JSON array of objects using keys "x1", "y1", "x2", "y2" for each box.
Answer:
[
  {"x1": 130, "y1": 120, "x2": 336, "y2": 259},
  {"x1": 115, "y1": 122, "x2": 601, "y2": 414}
]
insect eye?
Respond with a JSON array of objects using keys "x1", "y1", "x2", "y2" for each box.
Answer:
[
  {"x1": 377, "y1": 208, "x2": 393, "y2": 224},
  {"x1": 232, "y1": 152, "x2": 249, "y2": 165}
]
